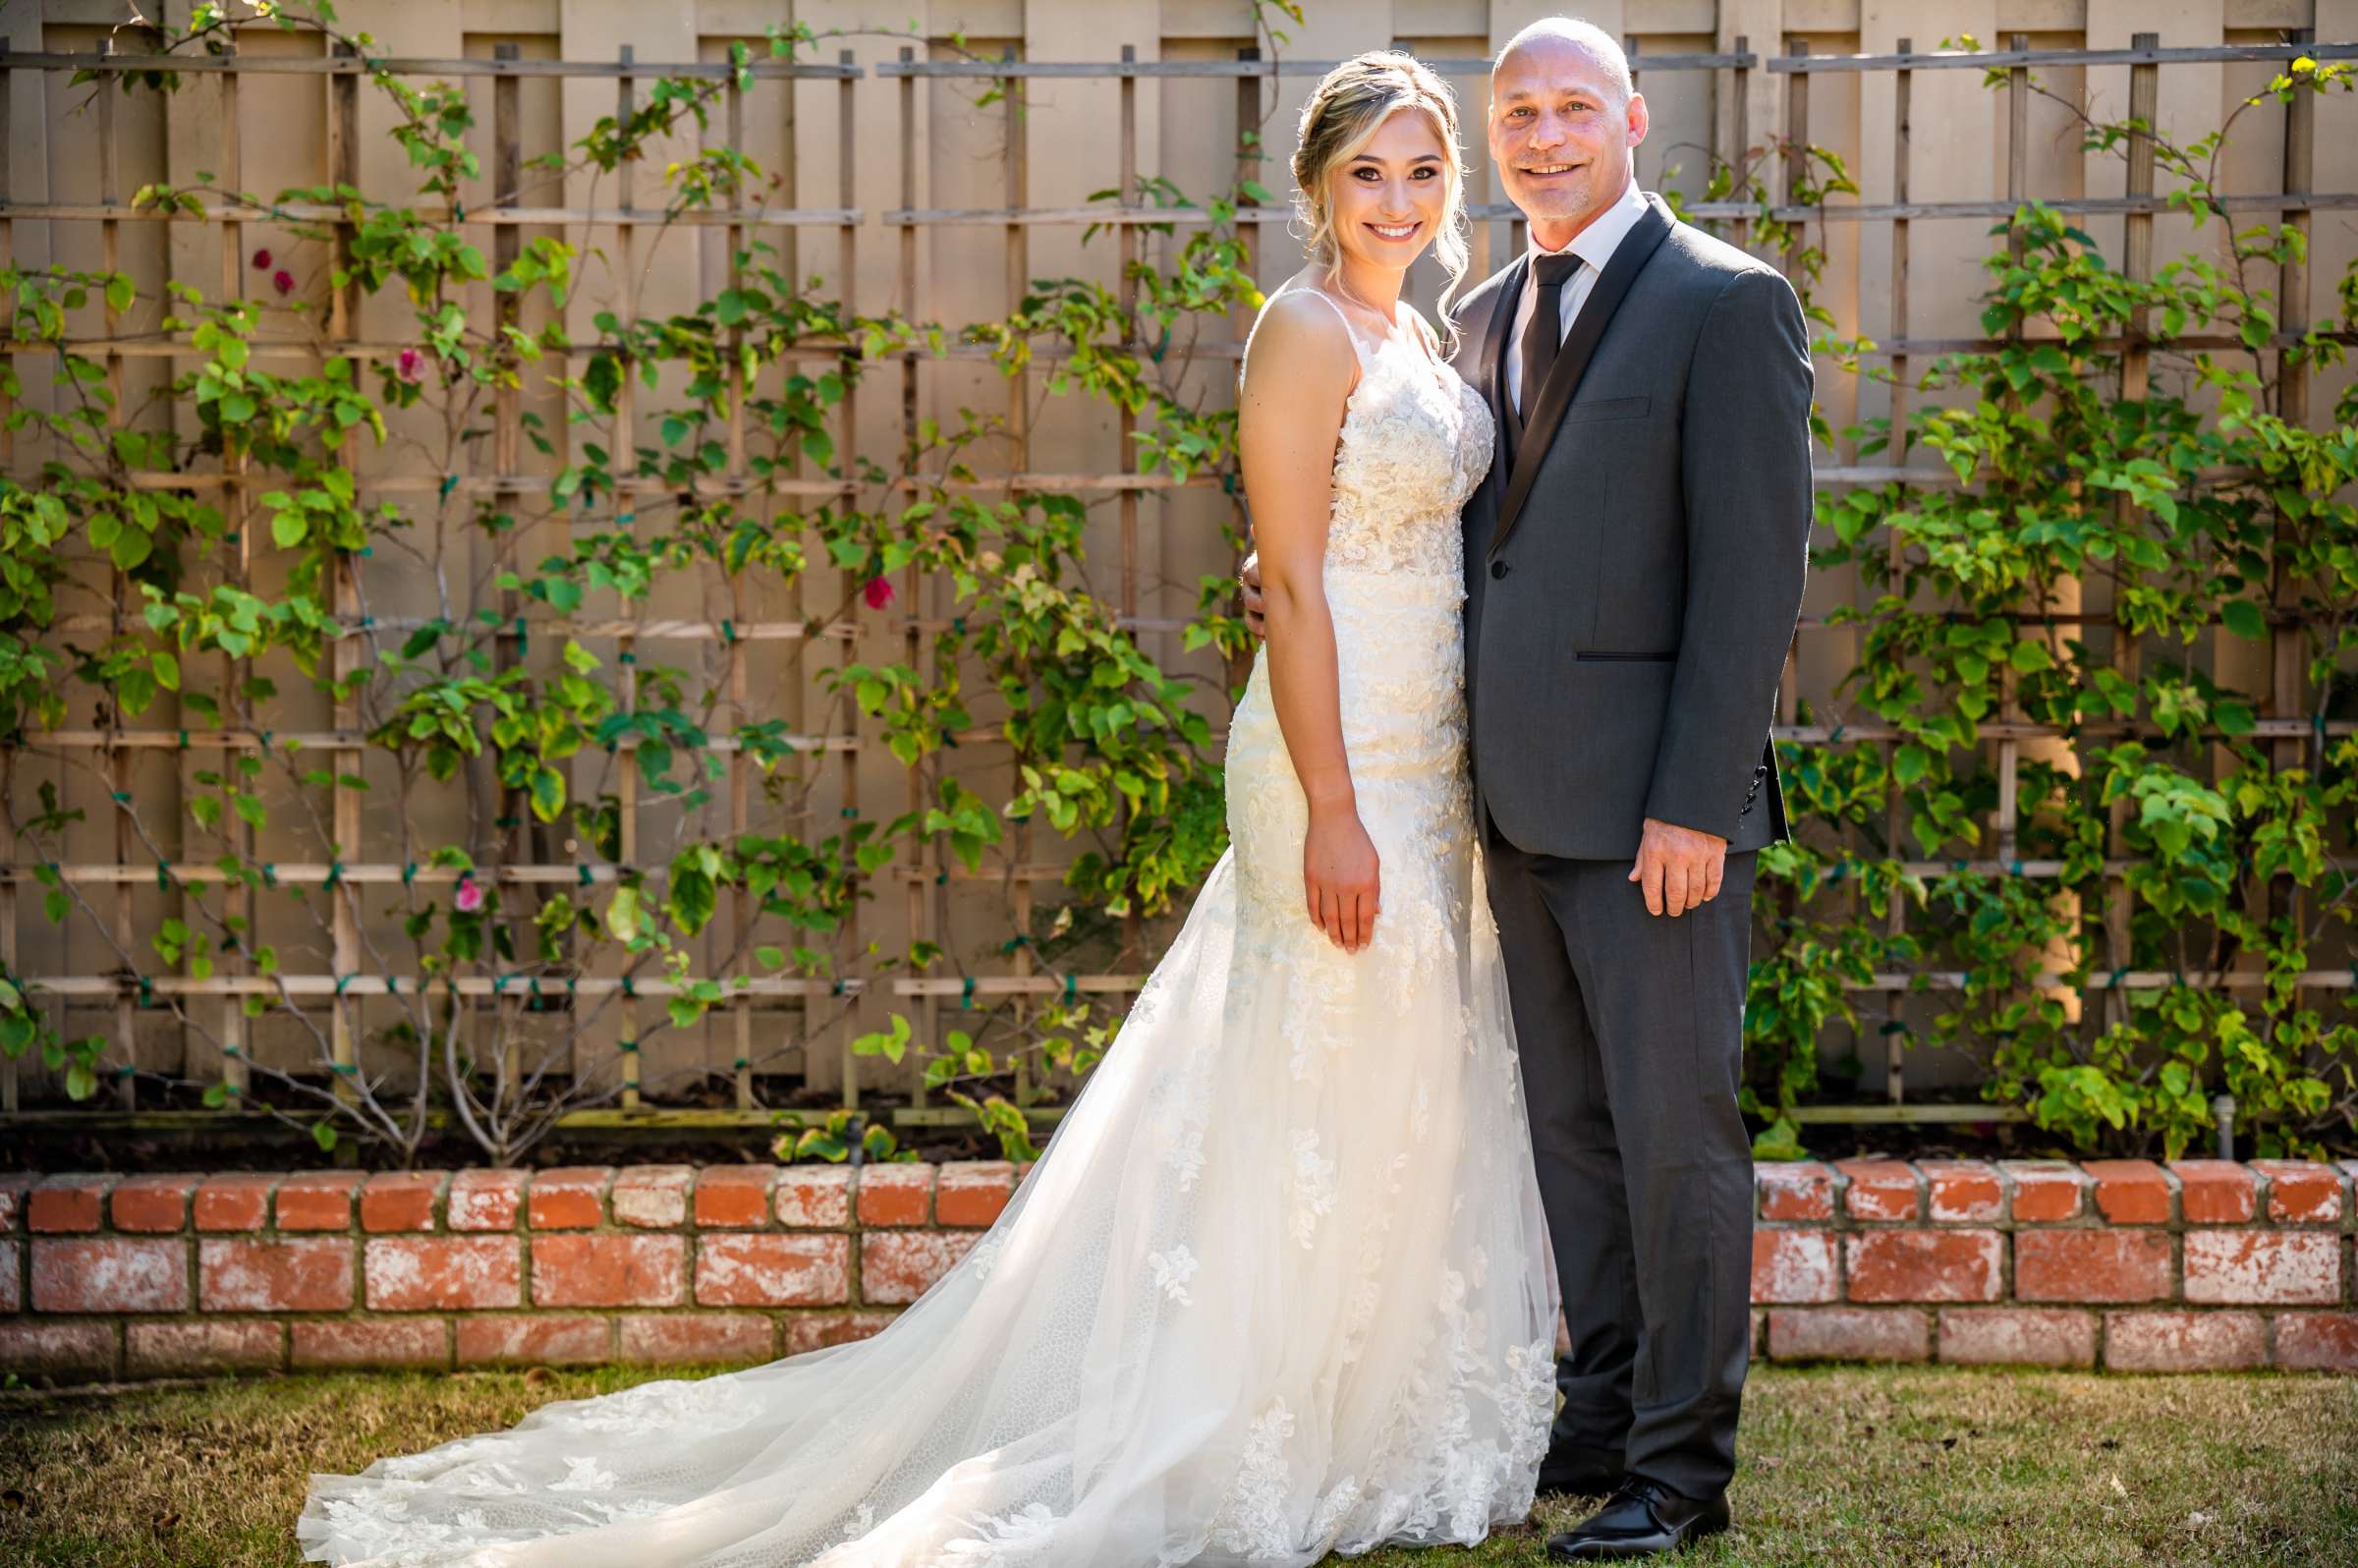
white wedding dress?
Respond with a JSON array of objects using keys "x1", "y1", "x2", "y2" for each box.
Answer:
[{"x1": 298, "y1": 289, "x2": 1557, "y2": 1568}]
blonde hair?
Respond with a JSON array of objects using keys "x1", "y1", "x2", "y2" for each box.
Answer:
[{"x1": 1289, "y1": 50, "x2": 1472, "y2": 352}]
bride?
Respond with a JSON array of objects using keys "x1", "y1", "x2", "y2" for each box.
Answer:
[{"x1": 300, "y1": 50, "x2": 1555, "y2": 1568}]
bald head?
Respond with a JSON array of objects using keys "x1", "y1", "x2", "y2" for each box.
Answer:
[
  {"x1": 1493, "y1": 18, "x2": 1634, "y2": 106},
  {"x1": 1487, "y1": 17, "x2": 1647, "y2": 250}
]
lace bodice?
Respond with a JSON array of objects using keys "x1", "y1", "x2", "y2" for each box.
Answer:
[{"x1": 1249, "y1": 289, "x2": 1495, "y2": 579}]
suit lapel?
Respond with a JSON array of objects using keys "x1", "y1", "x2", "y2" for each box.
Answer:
[
  {"x1": 1488, "y1": 196, "x2": 1675, "y2": 558},
  {"x1": 1482, "y1": 254, "x2": 1525, "y2": 488}
]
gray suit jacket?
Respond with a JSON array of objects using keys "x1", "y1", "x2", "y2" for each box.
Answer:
[{"x1": 1449, "y1": 192, "x2": 1813, "y2": 860}]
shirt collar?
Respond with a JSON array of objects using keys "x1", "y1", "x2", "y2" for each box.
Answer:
[{"x1": 1524, "y1": 175, "x2": 1649, "y2": 276}]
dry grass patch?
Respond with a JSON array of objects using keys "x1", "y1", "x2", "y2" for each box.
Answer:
[{"x1": 0, "y1": 1364, "x2": 2350, "y2": 1566}]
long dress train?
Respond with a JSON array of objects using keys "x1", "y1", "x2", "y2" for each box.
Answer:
[{"x1": 298, "y1": 290, "x2": 1556, "y2": 1568}]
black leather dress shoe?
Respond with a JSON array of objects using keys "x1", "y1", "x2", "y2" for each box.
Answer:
[
  {"x1": 1537, "y1": 1440, "x2": 1626, "y2": 1495},
  {"x1": 1545, "y1": 1474, "x2": 1731, "y2": 1560}
]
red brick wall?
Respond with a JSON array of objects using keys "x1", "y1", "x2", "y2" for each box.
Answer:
[
  {"x1": 3, "y1": 1158, "x2": 2353, "y2": 1383},
  {"x1": 1750, "y1": 1157, "x2": 2358, "y2": 1372}
]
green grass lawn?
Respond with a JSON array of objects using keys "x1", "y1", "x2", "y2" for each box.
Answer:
[{"x1": 1, "y1": 1364, "x2": 2352, "y2": 1566}]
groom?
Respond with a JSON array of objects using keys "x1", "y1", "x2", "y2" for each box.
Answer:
[{"x1": 1245, "y1": 19, "x2": 1811, "y2": 1560}]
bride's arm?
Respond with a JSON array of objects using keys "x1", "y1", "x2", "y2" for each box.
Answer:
[{"x1": 1238, "y1": 295, "x2": 1380, "y2": 954}]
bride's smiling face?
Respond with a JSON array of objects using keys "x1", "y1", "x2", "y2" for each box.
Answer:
[{"x1": 1324, "y1": 108, "x2": 1449, "y2": 272}]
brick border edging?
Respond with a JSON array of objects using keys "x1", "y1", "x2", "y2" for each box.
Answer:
[
  {"x1": 1750, "y1": 1157, "x2": 2358, "y2": 1372},
  {"x1": 1, "y1": 1157, "x2": 2352, "y2": 1382}
]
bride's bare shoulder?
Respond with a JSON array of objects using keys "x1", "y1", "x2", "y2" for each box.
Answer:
[{"x1": 1240, "y1": 287, "x2": 1358, "y2": 403}]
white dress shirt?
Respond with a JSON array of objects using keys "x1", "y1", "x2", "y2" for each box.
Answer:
[{"x1": 1502, "y1": 174, "x2": 1652, "y2": 413}]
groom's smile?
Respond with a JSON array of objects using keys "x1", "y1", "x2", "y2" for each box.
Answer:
[{"x1": 1513, "y1": 161, "x2": 1590, "y2": 195}]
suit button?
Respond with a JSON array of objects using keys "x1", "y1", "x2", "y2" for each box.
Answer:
[{"x1": 1489, "y1": 560, "x2": 1509, "y2": 580}]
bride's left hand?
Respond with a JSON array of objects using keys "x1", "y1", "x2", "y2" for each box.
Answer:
[{"x1": 1304, "y1": 802, "x2": 1381, "y2": 953}]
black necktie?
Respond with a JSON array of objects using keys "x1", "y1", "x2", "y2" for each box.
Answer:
[{"x1": 1519, "y1": 252, "x2": 1583, "y2": 423}]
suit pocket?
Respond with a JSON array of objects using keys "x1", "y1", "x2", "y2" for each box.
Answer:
[{"x1": 1557, "y1": 394, "x2": 1651, "y2": 425}]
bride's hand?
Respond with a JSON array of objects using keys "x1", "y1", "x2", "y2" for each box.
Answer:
[{"x1": 1304, "y1": 802, "x2": 1380, "y2": 953}]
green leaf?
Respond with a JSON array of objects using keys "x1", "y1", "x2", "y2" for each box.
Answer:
[
  {"x1": 108, "y1": 529, "x2": 151, "y2": 572},
  {"x1": 2219, "y1": 599, "x2": 2266, "y2": 642},
  {"x1": 606, "y1": 884, "x2": 644, "y2": 943},
  {"x1": 116, "y1": 668, "x2": 158, "y2": 716},
  {"x1": 530, "y1": 764, "x2": 566, "y2": 823}
]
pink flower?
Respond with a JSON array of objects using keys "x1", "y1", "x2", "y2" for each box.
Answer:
[
  {"x1": 251, "y1": 247, "x2": 273, "y2": 270},
  {"x1": 271, "y1": 269, "x2": 295, "y2": 298},
  {"x1": 396, "y1": 347, "x2": 426, "y2": 385},
  {"x1": 863, "y1": 576, "x2": 896, "y2": 611},
  {"x1": 453, "y1": 874, "x2": 484, "y2": 914}
]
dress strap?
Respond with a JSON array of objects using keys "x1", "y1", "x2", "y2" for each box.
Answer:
[
  {"x1": 1402, "y1": 307, "x2": 1447, "y2": 374},
  {"x1": 1239, "y1": 286, "x2": 1373, "y2": 392},
  {"x1": 1292, "y1": 287, "x2": 1375, "y2": 364}
]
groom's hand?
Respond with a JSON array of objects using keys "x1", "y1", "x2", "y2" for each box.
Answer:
[
  {"x1": 1239, "y1": 553, "x2": 1267, "y2": 641},
  {"x1": 1629, "y1": 817, "x2": 1727, "y2": 918}
]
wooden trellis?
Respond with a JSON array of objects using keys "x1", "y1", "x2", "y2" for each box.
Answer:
[{"x1": 0, "y1": 28, "x2": 2354, "y2": 1142}]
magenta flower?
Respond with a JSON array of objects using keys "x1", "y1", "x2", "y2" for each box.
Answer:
[
  {"x1": 251, "y1": 247, "x2": 273, "y2": 271},
  {"x1": 271, "y1": 269, "x2": 295, "y2": 298},
  {"x1": 863, "y1": 576, "x2": 896, "y2": 611},
  {"x1": 453, "y1": 874, "x2": 484, "y2": 914},
  {"x1": 396, "y1": 347, "x2": 427, "y2": 385}
]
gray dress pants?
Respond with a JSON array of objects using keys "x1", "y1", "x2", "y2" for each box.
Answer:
[{"x1": 1483, "y1": 819, "x2": 1757, "y2": 1499}]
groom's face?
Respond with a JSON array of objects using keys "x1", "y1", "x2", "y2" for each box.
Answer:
[{"x1": 1488, "y1": 36, "x2": 1647, "y2": 240}]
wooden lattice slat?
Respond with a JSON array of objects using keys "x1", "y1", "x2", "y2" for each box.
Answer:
[
  {"x1": 612, "y1": 46, "x2": 642, "y2": 1111},
  {"x1": 221, "y1": 36, "x2": 255, "y2": 1117},
  {"x1": 1881, "y1": 37, "x2": 1912, "y2": 1104},
  {"x1": 2103, "y1": 36, "x2": 2162, "y2": 1041},
  {"x1": 1000, "y1": 45, "x2": 1034, "y2": 1115},
  {"x1": 834, "y1": 50, "x2": 862, "y2": 1108}
]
